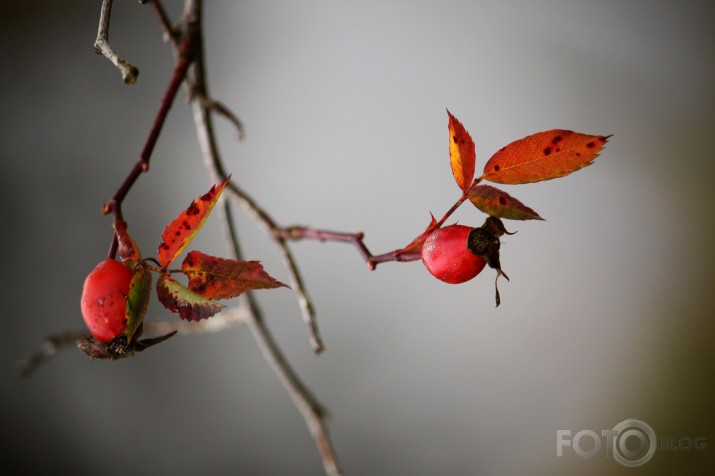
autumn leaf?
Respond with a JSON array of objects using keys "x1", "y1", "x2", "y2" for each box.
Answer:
[
  {"x1": 181, "y1": 250, "x2": 288, "y2": 300},
  {"x1": 447, "y1": 110, "x2": 476, "y2": 192},
  {"x1": 481, "y1": 130, "x2": 610, "y2": 184},
  {"x1": 124, "y1": 266, "x2": 152, "y2": 342},
  {"x1": 399, "y1": 213, "x2": 439, "y2": 255},
  {"x1": 468, "y1": 184, "x2": 543, "y2": 221},
  {"x1": 156, "y1": 273, "x2": 224, "y2": 321},
  {"x1": 157, "y1": 175, "x2": 231, "y2": 268}
]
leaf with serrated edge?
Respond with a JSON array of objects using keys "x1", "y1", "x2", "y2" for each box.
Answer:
[
  {"x1": 481, "y1": 130, "x2": 610, "y2": 184},
  {"x1": 468, "y1": 185, "x2": 543, "y2": 220},
  {"x1": 447, "y1": 110, "x2": 476, "y2": 192},
  {"x1": 156, "y1": 274, "x2": 223, "y2": 321},
  {"x1": 157, "y1": 175, "x2": 231, "y2": 268},
  {"x1": 181, "y1": 251, "x2": 288, "y2": 300},
  {"x1": 124, "y1": 267, "x2": 152, "y2": 342}
]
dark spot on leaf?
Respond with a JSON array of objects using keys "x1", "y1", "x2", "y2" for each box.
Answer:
[
  {"x1": 551, "y1": 136, "x2": 562, "y2": 144},
  {"x1": 187, "y1": 201, "x2": 200, "y2": 215},
  {"x1": 183, "y1": 221, "x2": 191, "y2": 230},
  {"x1": 586, "y1": 141, "x2": 595, "y2": 149},
  {"x1": 576, "y1": 152, "x2": 582, "y2": 157},
  {"x1": 556, "y1": 148, "x2": 561, "y2": 152},
  {"x1": 494, "y1": 165, "x2": 500, "y2": 171},
  {"x1": 201, "y1": 193, "x2": 212, "y2": 201},
  {"x1": 499, "y1": 197, "x2": 507, "y2": 205},
  {"x1": 160, "y1": 243, "x2": 170, "y2": 250},
  {"x1": 543, "y1": 147, "x2": 552, "y2": 156},
  {"x1": 175, "y1": 231, "x2": 181, "y2": 237}
]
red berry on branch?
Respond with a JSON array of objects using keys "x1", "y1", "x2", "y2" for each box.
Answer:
[
  {"x1": 80, "y1": 259, "x2": 133, "y2": 342},
  {"x1": 421, "y1": 225, "x2": 486, "y2": 284}
]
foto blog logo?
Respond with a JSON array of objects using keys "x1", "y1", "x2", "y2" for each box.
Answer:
[{"x1": 557, "y1": 418, "x2": 708, "y2": 467}]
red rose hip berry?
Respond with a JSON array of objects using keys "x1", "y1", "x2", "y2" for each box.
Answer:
[
  {"x1": 80, "y1": 259, "x2": 133, "y2": 342},
  {"x1": 421, "y1": 225, "x2": 486, "y2": 284}
]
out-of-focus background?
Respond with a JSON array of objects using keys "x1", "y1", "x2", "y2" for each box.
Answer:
[{"x1": 2, "y1": 1, "x2": 713, "y2": 474}]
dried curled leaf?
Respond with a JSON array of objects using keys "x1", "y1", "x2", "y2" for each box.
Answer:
[
  {"x1": 447, "y1": 110, "x2": 476, "y2": 192},
  {"x1": 157, "y1": 176, "x2": 230, "y2": 268},
  {"x1": 468, "y1": 184, "x2": 543, "y2": 221},
  {"x1": 482, "y1": 130, "x2": 610, "y2": 184},
  {"x1": 181, "y1": 251, "x2": 288, "y2": 300},
  {"x1": 114, "y1": 219, "x2": 141, "y2": 262}
]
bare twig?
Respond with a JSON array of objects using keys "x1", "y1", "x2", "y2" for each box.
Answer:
[
  {"x1": 102, "y1": 36, "x2": 194, "y2": 258},
  {"x1": 193, "y1": 92, "x2": 245, "y2": 139},
  {"x1": 180, "y1": 8, "x2": 324, "y2": 354},
  {"x1": 244, "y1": 292, "x2": 343, "y2": 476},
  {"x1": 277, "y1": 188, "x2": 475, "y2": 269},
  {"x1": 16, "y1": 331, "x2": 86, "y2": 377},
  {"x1": 94, "y1": 0, "x2": 140, "y2": 84},
  {"x1": 280, "y1": 226, "x2": 423, "y2": 270},
  {"x1": 147, "y1": 0, "x2": 179, "y2": 47},
  {"x1": 16, "y1": 308, "x2": 249, "y2": 376},
  {"x1": 181, "y1": 2, "x2": 342, "y2": 473}
]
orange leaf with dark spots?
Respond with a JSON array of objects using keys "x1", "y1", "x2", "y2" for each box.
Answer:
[
  {"x1": 447, "y1": 110, "x2": 476, "y2": 192},
  {"x1": 157, "y1": 176, "x2": 230, "y2": 268},
  {"x1": 181, "y1": 251, "x2": 288, "y2": 300},
  {"x1": 468, "y1": 184, "x2": 543, "y2": 220},
  {"x1": 481, "y1": 130, "x2": 610, "y2": 184}
]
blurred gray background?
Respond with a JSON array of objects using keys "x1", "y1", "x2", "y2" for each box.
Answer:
[{"x1": 2, "y1": 1, "x2": 714, "y2": 475}]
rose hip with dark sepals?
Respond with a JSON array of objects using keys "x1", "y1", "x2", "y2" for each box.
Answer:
[
  {"x1": 421, "y1": 225, "x2": 486, "y2": 284},
  {"x1": 80, "y1": 259, "x2": 133, "y2": 342}
]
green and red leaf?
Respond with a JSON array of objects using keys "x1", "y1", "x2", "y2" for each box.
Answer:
[
  {"x1": 181, "y1": 251, "x2": 288, "y2": 300},
  {"x1": 156, "y1": 273, "x2": 224, "y2": 321},
  {"x1": 124, "y1": 266, "x2": 152, "y2": 342},
  {"x1": 468, "y1": 184, "x2": 543, "y2": 220},
  {"x1": 157, "y1": 176, "x2": 231, "y2": 268},
  {"x1": 481, "y1": 130, "x2": 610, "y2": 184},
  {"x1": 447, "y1": 110, "x2": 476, "y2": 193}
]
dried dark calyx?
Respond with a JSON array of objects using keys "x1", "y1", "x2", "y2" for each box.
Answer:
[{"x1": 467, "y1": 216, "x2": 514, "y2": 306}]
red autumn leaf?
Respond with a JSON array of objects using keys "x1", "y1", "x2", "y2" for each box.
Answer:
[
  {"x1": 156, "y1": 273, "x2": 224, "y2": 321},
  {"x1": 399, "y1": 213, "x2": 439, "y2": 255},
  {"x1": 447, "y1": 110, "x2": 476, "y2": 193},
  {"x1": 468, "y1": 184, "x2": 543, "y2": 221},
  {"x1": 481, "y1": 130, "x2": 610, "y2": 184},
  {"x1": 181, "y1": 250, "x2": 288, "y2": 300},
  {"x1": 157, "y1": 175, "x2": 230, "y2": 268}
]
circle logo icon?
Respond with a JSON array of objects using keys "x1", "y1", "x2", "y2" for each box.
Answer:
[{"x1": 611, "y1": 419, "x2": 657, "y2": 467}]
